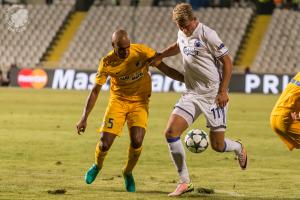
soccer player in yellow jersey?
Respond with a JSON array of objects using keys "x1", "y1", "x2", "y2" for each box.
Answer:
[
  {"x1": 270, "y1": 72, "x2": 300, "y2": 151},
  {"x1": 76, "y1": 29, "x2": 183, "y2": 192}
]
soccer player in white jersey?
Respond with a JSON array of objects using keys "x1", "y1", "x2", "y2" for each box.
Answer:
[{"x1": 150, "y1": 3, "x2": 248, "y2": 196}]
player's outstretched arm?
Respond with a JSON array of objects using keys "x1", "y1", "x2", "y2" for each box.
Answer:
[
  {"x1": 76, "y1": 84, "x2": 102, "y2": 135},
  {"x1": 159, "y1": 42, "x2": 181, "y2": 58},
  {"x1": 147, "y1": 42, "x2": 180, "y2": 66},
  {"x1": 156, "y1": 62, "x2": 184, "y2": 82}
]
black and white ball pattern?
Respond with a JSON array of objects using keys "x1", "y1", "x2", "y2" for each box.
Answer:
[{"x1": 184, "y1": 129, "x2": 209, "y2": 153}]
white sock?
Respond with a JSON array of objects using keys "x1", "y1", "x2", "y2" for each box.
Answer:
[
  {"x1": 167, "y1": 137, "x2": 190, "y2": 183},
  {"x1": 224, "y1": 138, "x2": 242, "y2": 155}
]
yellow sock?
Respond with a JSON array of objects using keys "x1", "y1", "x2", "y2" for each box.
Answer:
[
  {"x1": 123, "y1": 145, "x2": 143, "y2": 174},
  {"x1": 95, "y1": 142, "x2": 108, "y2": 169}
]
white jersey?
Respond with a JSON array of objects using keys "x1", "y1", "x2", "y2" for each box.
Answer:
[{"x1": 177, "y1": 22, "x2": 229, "y2": 96}]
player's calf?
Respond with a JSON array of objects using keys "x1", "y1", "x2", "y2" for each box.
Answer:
[{"x1": 210, "y1": 141, "x2": 225, "y2": 152}]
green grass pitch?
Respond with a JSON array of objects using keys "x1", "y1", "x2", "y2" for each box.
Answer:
[{"x1": 1, "y1": 88, "x2": 300, "y2": 200}]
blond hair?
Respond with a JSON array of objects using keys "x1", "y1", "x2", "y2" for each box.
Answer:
[{"x1": 172, "y1": 3, "x2": 194, "y2": 25}]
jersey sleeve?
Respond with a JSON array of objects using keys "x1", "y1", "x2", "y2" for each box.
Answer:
[
  {"x1": 205, "y1": 27, "x2": 229, "y2": 59},
  {"x1": 139, "y1": 44, "x2": 156, "y2": 58},
  {"x1": 138, "y1": 44, "x2": 163, "y2": 67},
  {"x1": 95, "y1": 58, "x2": 108, "y2": 85}
]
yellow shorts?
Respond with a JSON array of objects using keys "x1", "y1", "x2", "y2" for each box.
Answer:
[
  {"x1": 98, "y1": 98, "x2": 149, "y2": 136},
  {"x1": 270, "y1": 115, "x2": 300, "y2": 151}
]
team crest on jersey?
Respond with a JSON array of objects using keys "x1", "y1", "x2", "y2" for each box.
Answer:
[
  {"x1": 194, "y1": 39, "x2": 201, "y2": 47},
  {"x1": 183, "y1": 46, "x2": 199, "y2": 56},
  {"x1": 136, "y1": 61, "x2": 143, "y2": 68}
]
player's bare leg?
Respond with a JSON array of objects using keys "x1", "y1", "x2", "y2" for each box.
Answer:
[
  {"x1": 85, "y1": 132, "x2": 116, "y2": 184},
  {"x1": 210, "y1": 130, "x2": 247, "y2": 170},
  {"x1": 122, "y1": 126, "x2": 145, "y2": 192},
  {"x1": 165, "y1": 114, "x2": 194, "y2": 197}
]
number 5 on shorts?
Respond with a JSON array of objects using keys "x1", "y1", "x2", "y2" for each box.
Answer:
[{"x1": 107, "y1": 118, "x2": 114, "y2": 128}]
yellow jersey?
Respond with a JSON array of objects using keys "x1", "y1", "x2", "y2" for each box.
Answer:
[
  {"x1": 95, "y1": 44, "x2": 156, "y2": 101},
  {"x1": 271, "y1": 72, "x2": 300, "y2": 116}
]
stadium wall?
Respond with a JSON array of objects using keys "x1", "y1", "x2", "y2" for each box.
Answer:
[{"x1": 10, "y1": 68, "x2": 294, "y2": 94}]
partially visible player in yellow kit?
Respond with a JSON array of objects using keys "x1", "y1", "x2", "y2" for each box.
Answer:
[
  {"x1": 76, "y1": 29, "x2": 184, "y2": 192},
  {"x1": 270, "y1": 72, "x2": 300, "y2": 151}
]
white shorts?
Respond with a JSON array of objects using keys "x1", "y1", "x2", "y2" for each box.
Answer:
[{"x1": 172, "y1": 92, "x2": 227, "y2": 131}]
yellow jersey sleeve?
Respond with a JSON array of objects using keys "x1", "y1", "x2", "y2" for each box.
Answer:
[
  {"x1": 138, "y1": 44, "x2": 162, "y2": 67},
  {"x1": 138, "y1": 44, "x2": 156, "y2": 59},
  {"x1": 95, "y1": 58, "x2": 108, "y2": 85}
]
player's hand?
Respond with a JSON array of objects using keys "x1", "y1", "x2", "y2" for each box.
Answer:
[
  {"x1": 216, "y1": 92, "x2": 229, "y2": 108},
  {"x1": 146, "y1": 53, "x2": 163, "y2": 67},
  {"x1": 76, "y1": 118, "x2": 87, "y2": 135},
  {"x1": 291, "y1": 112, "x2": 300, "y2": 121}
]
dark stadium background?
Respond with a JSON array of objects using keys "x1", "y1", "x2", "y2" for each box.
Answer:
[{"x1": 0, "y1": 0, "x2": 299, "y2": 92}]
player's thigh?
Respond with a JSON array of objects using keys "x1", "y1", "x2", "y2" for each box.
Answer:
[
  {"x1": 100, "y1": 98, "x2": 127, "y2": 136},
  {"x1": 127, "y1": 101, "x2": 149, "y2": 130}
]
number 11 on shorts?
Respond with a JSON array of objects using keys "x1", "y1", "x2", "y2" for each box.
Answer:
[{"x1": 211, "y1": 107, "x2": 225, "y2": 123}]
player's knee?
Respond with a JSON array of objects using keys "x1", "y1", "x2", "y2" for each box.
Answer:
[
  {"x1": 211, "y1": 142, "x2": 224, "y2": 152},
  {"x1": 99, "y1": 140, "x2": 112, "y2": 152},
  {"x1": 131, "y1": 139, "x2": 143, "y2": 149},
  {"x1": 164, "y1": 127, "x2": 180, "y2": 139}
]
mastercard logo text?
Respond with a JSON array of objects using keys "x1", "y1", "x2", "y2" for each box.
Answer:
[{"x1": 17, "y1": 69, "x2": 48, "y2": 89}]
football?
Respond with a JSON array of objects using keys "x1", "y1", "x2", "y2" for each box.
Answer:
[{"x1": 184, "y1": 129, "x2": 209, "y2": 153}]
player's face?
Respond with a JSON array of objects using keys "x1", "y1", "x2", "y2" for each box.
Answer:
[
  {"x1": 176, "y1": 19, "x2": 197, "y2": 37},
  {"x1": 114, "y1": 40, "x2": 130, "y2": 59}
]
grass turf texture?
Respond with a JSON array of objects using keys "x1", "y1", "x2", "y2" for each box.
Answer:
[{"x1": 1, "y1": 88, "x2": 300, "y2": 200}]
